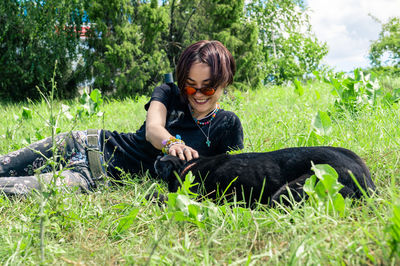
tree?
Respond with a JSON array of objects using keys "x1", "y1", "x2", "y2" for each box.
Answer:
[
  {"x1": 85, "y1": 0, "x2": 263, "y2": 94},
  {"x1": 0, "y1": 0, "x2": 86, "y2": 101},
  {"x1": 160, "y1": 0, "x2": 198, "y2": 71},
  {"x1": 247, "y1": 0, "x2": 328, "y2": 84},
  {"x1": 369, "y1": 17, "x2": 400, "y2": 68},
  {"x1": 83, "y1": 0, "x2": 171, "y2": 96},
  {"x1": 162, "y1": 0, "x2": 264, "y2": 90},
  {"x1": 1, "y1": 0, "x2": 329, "y2": 100},
  {"x1": 198, "y1": 0, "x2": 264, "y2": 90}
]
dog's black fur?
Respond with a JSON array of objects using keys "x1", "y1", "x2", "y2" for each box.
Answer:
[{"x1": 154, "y1": 146, "x2": 376, "y2": 206}]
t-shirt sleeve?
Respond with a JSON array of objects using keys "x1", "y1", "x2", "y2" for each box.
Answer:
[
  {"x1": 216, "y1": 112, "x2": 244, "y2": 153},
  {"x1": 144, "y1": 84, "x2": 173, "y2": 111}
]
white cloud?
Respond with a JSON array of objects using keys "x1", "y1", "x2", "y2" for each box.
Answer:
[{"x1": 307, "y1": 0, "x2": 400, "y2": 71}]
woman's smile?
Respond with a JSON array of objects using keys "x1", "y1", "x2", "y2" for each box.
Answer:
[{"x1": 193, "y1": 98, "x2": 209, "y2": 104}]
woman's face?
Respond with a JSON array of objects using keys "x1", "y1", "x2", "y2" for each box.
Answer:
[{"x1": 186, "y1": 62, "x2": 223, "y2": 119}]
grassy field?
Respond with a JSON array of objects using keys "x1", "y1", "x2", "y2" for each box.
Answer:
[{"x1": 0, "y1": 78, "x2": 399, "y2": 264}]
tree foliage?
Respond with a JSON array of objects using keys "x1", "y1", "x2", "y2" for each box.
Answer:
[
  {"x1": 247, "y1": 0, "x2": 328, "y2": 84},
  {"x1": 162, "y1": 0, "x2": 263, "y2": 90},
  {"x1": 84, "y1": 0, "x2": 171, "y2": 96},
  {"x1": 0, "y1": 0, "x2": 328, "y2": 100},
  {"x1": 197, "y1": 0, "x2": 264, "y2": 89},
  {"x1": 0, "y1": 0, "x2": 86, "y2": 101},
  {"x1": 369, "y1": 17, "x2": 400, "y2": 68},
  {"x1": 84, "y1": 0, "x2": 263, "y2": 95}
]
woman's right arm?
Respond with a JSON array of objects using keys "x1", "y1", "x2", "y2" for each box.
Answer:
[
  {"x1": 145, "y1": 101, "x2": 198, "y2": 161},
  {"x1": 145, "y1": 101, "x2": 170, "y2": 150}
]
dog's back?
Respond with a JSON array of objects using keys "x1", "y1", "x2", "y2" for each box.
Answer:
[
  {"x1": 265, "y1": 146, "x2": 375, "y2": 198},
  {"x1": 155, "y1": 146, "x2": 376, "y2": 206}
]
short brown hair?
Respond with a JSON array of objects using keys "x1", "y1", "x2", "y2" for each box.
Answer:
[{"x1": 176, "y1": 40, "x2": 236, "y2": 94}]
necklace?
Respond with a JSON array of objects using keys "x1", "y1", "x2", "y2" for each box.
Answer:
[
  {"x1": 190, "y1": 103, "x2": 220, "y2": 126},
  {"x1": 196, "y1": 119, "x2": 212, "y2": 147},
  {"x1": 189, "y1": 103, "x2": 220, "y2": 147}
]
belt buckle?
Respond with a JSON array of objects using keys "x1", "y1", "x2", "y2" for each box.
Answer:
[{"x1": 87, "y1": 132, "x2": 99, "y2": 150}]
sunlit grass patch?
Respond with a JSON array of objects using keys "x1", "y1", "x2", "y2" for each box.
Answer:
[{"x1": 0, "y1": 77, "x2": 400, "y2": 264}]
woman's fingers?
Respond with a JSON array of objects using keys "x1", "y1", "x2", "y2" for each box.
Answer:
[
  {"x1": 183, "y1": 147, "x2": 199, "y2": 161},
  {"x1": 169, "y1": 145, "x2": 198, "y2": 161},
  {"x1": 191, "y1": 148, "x2": 199, "y2": 159},
  {"x1": 169, "y1": 149, "x2": 177, "y2": 157},
  {"x1": 182, "y1": 147, "x2": 192, "y2": 161},
  {"x1": 168, "y1": 145, "x2": 186, "y2": 161},
  {"x1": 177, "y1": 149, "x2": 186, "y2": 161}
]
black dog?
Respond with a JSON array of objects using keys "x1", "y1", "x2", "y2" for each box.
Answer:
[{"x1": 154, "y1": 146, "x2": 376, "y2": 206}]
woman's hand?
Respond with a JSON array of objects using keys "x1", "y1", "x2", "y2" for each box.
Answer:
[
  {"x1": 145, "y1": 101, "x2": 198, "y2": 161},
  {"x1": 168, "y1": 143, "x2": 199, "y2": 161}
]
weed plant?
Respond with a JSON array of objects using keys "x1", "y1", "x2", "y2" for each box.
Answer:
[{"x1": 0, "y1": 74, "x2": 399, "y2": 264}]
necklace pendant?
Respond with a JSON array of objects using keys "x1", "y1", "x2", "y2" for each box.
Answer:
[{"x1": 206, "y1": 138, "x2": 211, "y2": 147}]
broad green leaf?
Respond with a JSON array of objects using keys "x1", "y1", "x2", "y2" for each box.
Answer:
[
  {"x1": 312, "y1": 111, "x2": 332, "y2": 136},
  {"x1": 35, "y1": 129, "x2": 44, "y2": 140},
  {"x1": 314, "y1": 181, "x2": 328, "y2": 199},
  {"x1": 315, "y1": 90, "x2": 321, "y2": 100},
  {"x1": 114, "y1": 208, "x2": 139, "y2": 235},
  {"x1": 303, "y1": 174, "x2": 317, "y2": 196},
  {"x1": 167, "y1": 211, "x2": 186, "y2": 221},
  {"x1": 167, "y1": 193, "x2": 178, "y2": 209},
  {"x1": 293, "y1": 79, "x2": 304, "y2": 96},
  {"x1": 304, "y1": 164, "x2": 347, "y2": 214},
  {"x1": 90, "y1": 89, "x2": 103, "y2": 104},
  {"x1": 307, "y1": 131, "x2": 322, "y2": 146},
  {"x1": 354, "y1": 68, "x2": 361, "y2": 81},
  {"x1": 312, "y1": 164, "x2": 342, "y2": 196},
  {"x1": 312, "y1": 164, "x2": 339, "y2": 182},
  {"x1": 22, "y1": 107, "x2": 32, "y2": 120},
  {"x1": 178, "y1": 171, "x2": 198, "y2": 196},
  {"x1": 188, "y1": 204, "x2": 203, "y2": 221},
  {"x1": 175, "y1": 194, "x2": 192, "y2": 215},
  {"x1": 333, "y1": 194, "x2": 345, "y2": 216}
]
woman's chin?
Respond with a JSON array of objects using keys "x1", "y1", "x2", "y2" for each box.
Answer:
[{"x1": 190, "y1": 103, "x2": 214, "y2": 118}]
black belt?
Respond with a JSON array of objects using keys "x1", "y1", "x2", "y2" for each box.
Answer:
[{"x1": 87, "y1": 129, "x2": 105, "y2": 180}]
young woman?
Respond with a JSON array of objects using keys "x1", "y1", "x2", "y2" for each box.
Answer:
[{"x1": 0, "y1": 40, "x2": 244, "y2": 195}]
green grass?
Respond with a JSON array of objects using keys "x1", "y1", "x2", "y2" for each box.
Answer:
[{"x1": 0, "y1": 80, "x2": 399, "y2": 264}]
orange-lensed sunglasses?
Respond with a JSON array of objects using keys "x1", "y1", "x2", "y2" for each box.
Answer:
[{"x1": 184, "y1": 86, "x2": 216, "y2": 96}]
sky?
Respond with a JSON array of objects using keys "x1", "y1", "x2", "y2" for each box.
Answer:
[{"x1": 306, "y1": 0, "x2": 400, "y2": 72}]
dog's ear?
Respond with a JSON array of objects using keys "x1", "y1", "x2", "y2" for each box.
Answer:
[{"x1": 154, "y1": 155, "x2": 184, "y2": 182}]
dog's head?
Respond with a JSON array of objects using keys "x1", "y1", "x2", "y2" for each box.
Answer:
[{"x1": 154, "y1": 155, "x2": 185, "y2": 183}]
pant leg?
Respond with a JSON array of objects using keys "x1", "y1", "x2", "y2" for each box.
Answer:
[
  {"x1": 0, "y1": 165, "x2": 91, "y2": 195},
  {"x1": 0, "y1": 136, "x2": 55, "y2": 177},
  {"x1": 0, "y1": 131, "x2": 99, "y2": 194}
]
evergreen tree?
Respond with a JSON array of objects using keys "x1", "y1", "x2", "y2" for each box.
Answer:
[
  {"x1": 0, "y1": 0, "x2": 85, "y2": 101},
  {"x1": 1, "y1": 0, "x2": 330, "y2": 100},
  {"x1": 162, "y1": 0, "x2": 263, "y2": 90},
  {"x1": 200, "y1": 0, "x2": 264, "y2": 90},
  {"x1": 84, "y1": 0, "x2": 170, "y2": 96}
]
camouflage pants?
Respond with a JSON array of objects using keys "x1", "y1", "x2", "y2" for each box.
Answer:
[{"x1": 0, "y1": 131, "x2": 103, "y2": 195}]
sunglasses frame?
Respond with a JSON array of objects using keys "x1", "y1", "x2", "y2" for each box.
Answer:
[{"x1": 184, "y1": 85, "x2": 216, "y2": 96}]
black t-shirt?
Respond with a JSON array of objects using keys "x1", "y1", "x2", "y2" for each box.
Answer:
[{"x1": 100, "y1": 83, "x2": 244, "y2": 179}]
